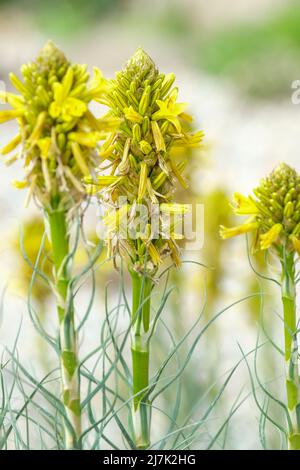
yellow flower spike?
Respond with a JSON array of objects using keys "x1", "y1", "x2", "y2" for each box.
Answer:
[
  {"x1": 151, "y1": 121, "x2": 166, "y2": 152},
  {"x1": 232, "y1": 192, "x2": 259, "y2": 215},
  {"x1": 124, "y1": 106, "x2": 143, "y2": 124},
  {"x1": 220, "y1": 221, "x2": 259, "y2": 240},
  {"x1": 0, "y1": 41, "x2": 107, "y2": 210},
  {"x1": 138, "y1": 162, "x2": 148, "y2": 202},
  {"x1": 71, "y1": 142, "x2": 90, "y2": 177},
  {"x1": 260, "y1": 223, "x2": 283, "y2": 250},
  {"x1": 0, "y1": 134, "x2": 21, "y2": 155},
  {"x1": 97, "y1": 48, "x2": 203, "y2": 276}
]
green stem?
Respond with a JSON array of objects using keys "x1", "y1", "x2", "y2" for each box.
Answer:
[
  {"x1": 47, "y1": 205, "x2": 81, "y2": 450},
  {"x1": 281, "y1": 250, "x2": 300, "y2": 450},
  {"x1": 130, "y1": 270, "x2": 152, "y2": 449}
]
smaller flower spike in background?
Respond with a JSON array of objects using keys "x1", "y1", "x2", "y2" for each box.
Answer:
[
  {"x1": 220, "y1": 163, "x2": 300, "y2": 254},
  {"x1": 0, "y1": 41, "x2": 108, "y2": 211},
  {"x1": 220, "y1": 163, "x2": 300, "y2": 450}
]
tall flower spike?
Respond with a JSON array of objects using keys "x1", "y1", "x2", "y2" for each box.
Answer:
[
  {"x1": 90, "y1": 48, "x2": 204, "y2": 277},
  {"x1": 0, "y1": 41, "x2": 108, "y2": 211},
  {"x1": 220, "y1": 163, "x2": 300, "y2": 254}
]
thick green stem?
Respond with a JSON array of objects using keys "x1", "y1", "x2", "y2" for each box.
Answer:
[
  {"x1": 130, "y1": 271, "x2": 152, "y2": 449},
  {"x1": 47, "y1": 206, "x2": 81, "y2": 450},
  {"x1": 281, "y1": 251, "x2": 300, "y2": 450}
]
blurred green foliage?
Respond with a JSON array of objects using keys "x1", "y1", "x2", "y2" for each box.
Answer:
[
  {"x1": 0, "y1": 0, "x2": 124, "y2": 36},
  {"x1": 197, "y1": 3, "x2": 300, "y2": 98}
]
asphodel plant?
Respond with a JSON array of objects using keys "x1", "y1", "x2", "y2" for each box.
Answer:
[
  {"x1": 86, "y1": 48, "x2": 204, "y2": 449},
  {"x1": 220, "y1": 163, "x2": 300, "y2": 450},
  {"x1": 0, "y1": 41, "x2": 108, "y2": 449}
]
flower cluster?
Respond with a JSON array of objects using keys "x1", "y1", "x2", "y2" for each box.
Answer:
[
  {"x1": 87, "y1": 48, "x2": 204, "y2": 277},
  {"x1": 0, "y1": 41, "x2": 108, "y2": 211},
  {"x1": 220, "y1": 163, "x2": 300, "y2": 255}
]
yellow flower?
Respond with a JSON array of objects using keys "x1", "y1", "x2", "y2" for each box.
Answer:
[
  {"x1": 152, "y1": 99, "x2": 188, "y2": 133},
  {"x1": 231, "y1": 192, "x2": 259, "y2": 215},
  {"x1": 260, "y1": 223, "x2": 282, "y2": 250},
  {"x1": 124, "y1": 106, "x2": 143, "y2": 124}
]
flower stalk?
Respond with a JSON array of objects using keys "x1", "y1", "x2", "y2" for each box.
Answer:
[
  {"x1": 280, "y1": 249, "x2": 300, "y2": 450},
  {"x1": 47, "y1": 200, "x2": 81, "y2": 449},
  {"x1": 131, "y1": 270, "x2": 152, "y2": 449}
]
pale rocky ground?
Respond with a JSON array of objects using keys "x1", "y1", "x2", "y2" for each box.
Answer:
[{"x1": 0, "y1": 2, "x2": 299, "y2": 449}]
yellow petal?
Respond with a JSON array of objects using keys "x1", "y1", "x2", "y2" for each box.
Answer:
[
  {"x1": 151, "y1": 121, "x2": 166, "y2": 152},
  {"x1": 291, "y1": 235, "x2": 300, "y2": 256},
  {"x1": 68, "y1": 131, "x2": 101, "y2": 148},
  {"x1": 260, "y1": 223, "x2": 282, "y2": 250},
  {"x1": 62, "y1": 97, "x2": 87, "y2": 119},
  {"x1": 71, "y1": 142, "x2": 90, "y2": 176},
  {"x1": 28, "y1": 111, "x2": 47, "y2": 145},
  {"x1": 138, "y1": 162, "x2": 148, "y2": 201},
  {"x1": 148, "y1": 242, "x2": 162, "y2": 266},
  {"x1": 124, "y1": 106, "x2": 143, "y2": 124},
  {"x1": 0, "y1": 109, "x2": 24, "y2": 124},
  {"x1": 1, "y1": 134, "x2": 21, "y2": 155},
  {"x1": 11, "y1": 179, "x2": 28, "y2": 189},
  {"x1": 232, "y1": 192, "x2": 258, "y2": 215},
  {"x1": 220, "y1": 221, "x2": 258, "y2": 239}
]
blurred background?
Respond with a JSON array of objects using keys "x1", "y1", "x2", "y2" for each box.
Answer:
[{"x1": 0, "y1": 0, "x2": 300, "y2": 450}]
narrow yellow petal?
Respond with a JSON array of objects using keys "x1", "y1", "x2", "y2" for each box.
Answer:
[
  {"x1": 71, "y1": 142, "x2": 90, "y2": 177},
  {"x1": 1, "y1": 134, "x2": 21, "y2": 155},
  {"x1": 0, "y1": 109, "x2": 24, "y2": 124},
  {"x1": 151, "y1": 121, "x2": 166, "y2": 152},
  {"x1": 28, "y1": 111, "x2": 47, "y2": 144},
  {"x1": 148, "y1": 242, "x2": 162, "y2": 266},
  {"x1": 260, "y1": 223, "x2": 282, "y2": 250},
  {"x1": 124, "y1": 106, "x2": 143, "y2": 124},
  {"x1": 11, "y1": 179, "x2": 28, "y2": 189},
  {"x1": 220, "y1": 222, "x2": 258, "y2": 239},
  {"x1": 138, "y1": 162, "x2": 148, "y2": 201}
]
